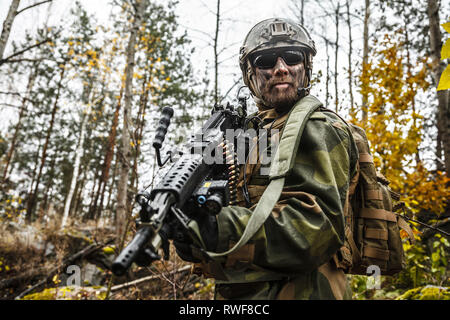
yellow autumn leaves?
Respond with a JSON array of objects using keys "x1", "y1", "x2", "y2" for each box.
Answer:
[
  {"x1": 438, "y1": 22, "x2": 450, "y2": 91},
  {"x1": 356, "y1": 32, "x2": 449, "y2": 217}
]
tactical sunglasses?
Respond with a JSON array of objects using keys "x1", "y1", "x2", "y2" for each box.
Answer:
[{"x1": 251, "y1": 49, "x2": 305, "y2": 69}]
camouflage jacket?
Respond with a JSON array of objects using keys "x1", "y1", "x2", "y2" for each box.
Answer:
[{"x1": 194, "y1": 95, "x2": 359, "y2": 300}]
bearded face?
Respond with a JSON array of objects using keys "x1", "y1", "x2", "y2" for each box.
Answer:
[{"x1": 252, "y1": 49, "x2": 307, "y2": 113}]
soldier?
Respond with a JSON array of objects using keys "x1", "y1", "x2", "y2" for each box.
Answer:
[{"x1": 173, "y1": 18, "x2": 359, "y2": 300}]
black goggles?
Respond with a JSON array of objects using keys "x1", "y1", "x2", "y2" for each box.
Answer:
[{"x1": 251, "y1": 49, "x2": 305, "y2": 69}]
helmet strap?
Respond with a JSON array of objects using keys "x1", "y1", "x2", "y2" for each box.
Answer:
[
  {"x1": 297, "y1": 61, "x2": 312, "y2": 98},
  {"x1": 297, "y1": 84, "x2": 311, "y2": 99}
]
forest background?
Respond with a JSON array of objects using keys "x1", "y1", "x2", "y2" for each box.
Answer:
[{"x1": 0, "y1": 0, "x2": 449, "y2": 300}]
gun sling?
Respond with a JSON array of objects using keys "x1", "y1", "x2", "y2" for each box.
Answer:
[{"x1": 206, "y1": 95, "x2": 324, "y2": 259}]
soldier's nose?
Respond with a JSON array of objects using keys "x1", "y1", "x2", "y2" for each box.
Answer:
[{"x1": 273, "y1": 57, "x2": 289, "y2": 76}]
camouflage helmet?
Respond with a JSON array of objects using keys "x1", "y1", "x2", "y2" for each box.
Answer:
[{"x1": 239, "y1": 18, "x2": 316, "y2": 106}]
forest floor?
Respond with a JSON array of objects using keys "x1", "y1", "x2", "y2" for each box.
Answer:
[
  {"x1": 0, "y1": 218, "x2": 448, "y2": 300},
  {"x1": 0, "y1": 218, "x2": 214, "y2": 300}
]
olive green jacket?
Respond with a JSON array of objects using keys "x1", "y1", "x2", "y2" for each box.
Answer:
[{"x1": 195, "y1": 95, "x2": 359, "y2": 300}]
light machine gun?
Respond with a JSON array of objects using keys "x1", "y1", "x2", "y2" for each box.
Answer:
[{"x1": 112, "y1": 100, "x2": 248, "y2": 276}]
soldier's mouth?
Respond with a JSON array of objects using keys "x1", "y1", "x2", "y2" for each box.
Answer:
[{"x1": 273, "y1": 83, "x2": 290, "y2": 89}]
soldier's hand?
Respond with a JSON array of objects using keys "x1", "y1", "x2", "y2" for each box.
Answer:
[
  {"x1": 172, "y1": 214, "x2": 218, "y2": 263},
  {"x1": 173, "y1": 231, "x2": 201, "y2": 263}
]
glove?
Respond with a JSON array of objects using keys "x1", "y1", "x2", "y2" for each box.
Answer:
[
  {"x1": 173, "y1": 230, "x2": 201, "y2": 263},
  {"x1": 158, "y1": 223, "x2": 172, "y2": 260},
  {"x1": 172, "y1": 214, "x2": 219, "y2": 263}
]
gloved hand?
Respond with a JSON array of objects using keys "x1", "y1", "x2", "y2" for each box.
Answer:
[
  {"x1": 173, "y1": 229, "x2": 201, "y2": 263},
  {"x1": 158, "y1": 223, "x2": 172, "y2": 260},
  {"x1": 172, "y1": 214, "x2": 219, "y2": 263}
]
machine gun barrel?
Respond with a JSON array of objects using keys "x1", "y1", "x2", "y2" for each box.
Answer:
[{"x1": 111, "y1": 226, "x2": 155, "y2": 276}]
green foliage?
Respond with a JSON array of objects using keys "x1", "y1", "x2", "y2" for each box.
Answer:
[
  {"x1": 21, "y1": 286, "x2": 107, "y2": 300},
  {"x1": 396, "y1": 234, "x2": 449, "y2": 288},
  {"x1": 430, "y1": 234, "x2": 449, "y2": 284},
  {"x1": 195, "y1": 278, "x2": 215, "y2": 295},
  {"x1": 396, "y1": 286, "x2": 450, "y2": 300},
  {"x1": 349, "y1": 234, "x2": 450, "y2": 299}
]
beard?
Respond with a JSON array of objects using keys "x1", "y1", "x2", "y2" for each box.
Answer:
[
  {"x1": 253, "y1": 62, "x2": 307, "y2": 113},
  {"x1": 262, "y1": 83, "x2": 299, "y2": 113}
]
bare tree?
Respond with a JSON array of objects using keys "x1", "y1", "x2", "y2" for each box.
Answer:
[
  {"x1": 0, "y1": 0, "x2": 21, "y2": 60},
  {"x1": 213, "y1": 0, "x2": 221, "y2": 106},
  {"x1": 288, "y1": 0, "x2": 307, "y2": 27},
  {"x1": 182, "y1": 0, "x2": 242, "y2": 104},
  {"x1": 0, "y1": 0, "x2": 53, "y2": 64},
  {"x1": 116, "y1": 0, "x2": 147, "y2": 242},
  {"x1": 313, "y1": 0, "x2": 342, "y2": 112},
  {"x1": 334, "y1": 1, "x2": 341, "y2": 112},
  {"x1": 361, "y1": 0, "x2": 370, "y2": 123},
  {"x1": 325, "y1": 37, "x2": 331, "y2": 108},
  {"x1": 345, "y1": 0, "x2": 355, "y2": 115}
]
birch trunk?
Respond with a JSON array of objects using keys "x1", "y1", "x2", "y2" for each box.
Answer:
[
  {"x1": 0, "y1": 0, "x2": 20, "y2": 60},
  {"x1": 61, "y1": 104, "x2": 91, "y2": 229}
]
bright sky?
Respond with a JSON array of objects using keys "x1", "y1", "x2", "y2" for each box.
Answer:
[
  {"x1": 0, "y1": 0, "x2": 346, "y2": 109},
  {"x1": 1, "y1": 0, "x2": 446, "y2": 186}
]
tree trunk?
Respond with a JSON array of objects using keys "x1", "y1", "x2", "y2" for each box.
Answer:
[
  {"x1": 95, "y1": 86, "x2": 123, "y2": 220},
  {"x1": 403, "y1": 14, "x2": 421, "y2": 165},
  {"x1": 129, "y1": 71, "x2": 150, "y2": 194},
  {"x1": 94, "y1": 49, "x2": 125, "y2": 220},
  {"x1": 213, "y1": 0, "x2": 221, "y2": 106},
  {"x1": 26, "y1": 62, "x2": 65, "y2": 222},
  {"x1": 25, "y1": 142, "x2": 41, "y2": 223},
  {"x1": 85, "y1": 166, "x2": 101, "y2": 221},
  {"x1": 106, "y1": 151, "x2": 118, "y2": 218},
  {"x1": 436, "y1": 111, "x2": 444, "y2": 171},
  {"x1": 2, "y1": 64, "x2": 36, "y2": 185},
  {"x1": 346, "y1": 0, "x2": 355, "y2": 116},
  {"x1": 325, "y1": 38, "x2": 330, "y2": 108},
  {"x1": 116, "y1": 0, "x2": 146, "y2": 243},
  {"x1": 361, "y1": 0, "x2": 370, "y2": 123},
  {"x1": 0, "y1": 0, "x2": 20, "y2": 60},
  {"x1": 61, "y1": 90, "x2": 92, "y2": 228},
  {"x1": 300, "y1": 0, "x2": 305, "y2": 26},
  {"x1": 38, "y1": 142, "x2": 60, "y2": 222},
  {"x1": 427, "y1": 0, "x2": 450, "y2": 177},
  {"x1": 334, "y1": 1, "x2": 341, "y2": 113},
  {"x1": 73, "y1": 163, "x2": 87, "y2": 219}
]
